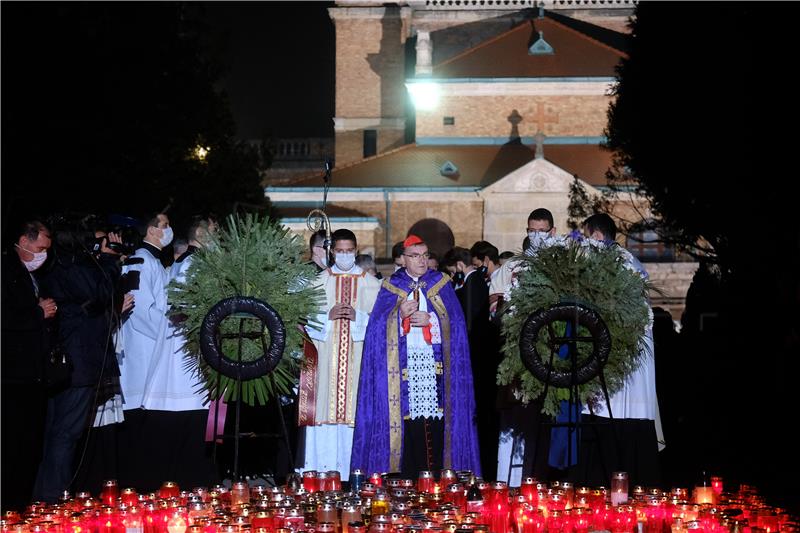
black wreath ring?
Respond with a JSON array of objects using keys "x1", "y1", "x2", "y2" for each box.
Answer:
[
  {"x1": 518, "y1": 302, "x2": 611, "y2": 388},
  {"x1": 199, "y1": 296, "x2": 286, "y2": 380}
]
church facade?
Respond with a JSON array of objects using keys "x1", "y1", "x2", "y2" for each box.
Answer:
[{"x1": 266, "y1": 0, "x2": 696, "y2": 317}]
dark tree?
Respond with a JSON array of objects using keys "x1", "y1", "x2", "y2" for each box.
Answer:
[
  {"x1": 605, "y1": 3, "x2": 757, "y2": 274},
  {"x1": 606, "y1": 3, "x2": 799, "y2": 512},
  {"x1": 1, "y1": 3, "x2": 268, "y2": 227}
]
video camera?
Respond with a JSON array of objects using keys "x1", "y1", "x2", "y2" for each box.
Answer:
[{"x1": 92, "y1": 225, "x2": 140, "y2": 258}]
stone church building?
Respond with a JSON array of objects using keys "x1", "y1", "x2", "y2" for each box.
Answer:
[{"x1": 265, "y1": 0, "x2": 696, "y2": 316}]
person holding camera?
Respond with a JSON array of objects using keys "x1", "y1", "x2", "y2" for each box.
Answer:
[{"x1": 30, "y1": 220, "x2": 133, "y2": 503}]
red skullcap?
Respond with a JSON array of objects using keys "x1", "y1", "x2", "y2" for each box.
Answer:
[{"x1": 403, "y1": 234, "x2": 424, "y2": 248}]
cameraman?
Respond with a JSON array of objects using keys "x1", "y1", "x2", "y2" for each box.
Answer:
[{"x1": 31, "y1": 220, "x2": 133, "y2": 503}]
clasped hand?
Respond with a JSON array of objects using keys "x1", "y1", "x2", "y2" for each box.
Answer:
[
  {"x1": 400, "y1": 300, "x2": 429, "y2": 326},
  {"x1": 329, "y1": 302, "x2": 356, "y2": 321}
]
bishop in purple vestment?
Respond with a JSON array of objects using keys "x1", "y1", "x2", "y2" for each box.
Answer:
[{"x1": 350, "y1": 236, "x2": 481, "y2": 477}]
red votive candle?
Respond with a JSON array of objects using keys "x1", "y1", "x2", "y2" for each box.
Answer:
[
  {"x1": 301, "y1": 472, "x2": 317, "y2": 493},
  {"x1": 418, "y1": 472, "x2": 435, "y2": 494},
  {"x1": 159, "y1": 483, "x2": 180, "y2": 501},
  {"x1": 101, "y1": 481, "x2": 120, "y2": 507}
]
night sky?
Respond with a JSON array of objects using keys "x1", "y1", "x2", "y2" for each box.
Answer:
[{"x1": 204, "y1": 2, "x2": 335, "y2": 139}]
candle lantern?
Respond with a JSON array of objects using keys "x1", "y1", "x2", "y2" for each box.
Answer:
[
  {"x1": 326, "y1": 471, "x2": 342, "y2": 492},
  {"x1": 710, "y1": 478, "x2": 723, "y2": 497},
  {"x1": 670, "y1": 489, "x2": 688, "y2": 503},
  {"x1": 166, "y1": 508, "x2": 188, "y2": 533},
  {"x1": 369, "y1": 474, "x2": 383, "y2": 488},
  {"x1": 316, "y1": 503, "x2": 337, "y2": 525},
  {"x1": 548, "y1": 510, "x2": 563, "y2": 533},
  {"x1": 693, "y1": 487, "x2": 713, "y2": 506},
  {"x1": 573, "y1": 508, "x2": 591, "y2": 533},
  {"x1": 120, "y1": 489, "x2": 139, "y2": 508},
  {"x1": 348, "y1": 522, "x2": 367, "y2": 533},
  {"x1": 573, "y1": 488, "x2": 591, "y2": 510},
  {"x1": 440, "y1": 471, "x2": 457, "y2": 488},
  {"x1": 250, "y1": 511, "x2": 273, "y2": 532},
  {"x1": 560, "y1": 483, "x2": 574, "y2": 511},
  {"x1": 100, "y1": 481, "x2": 120, "y2": 507},
  {"x1": 97, "y1": 506, "x2": 121, "y2": 533},
  {"x1": 610, "y1": 473, "x2": 629, "y2": 507},
  {"x1": 342, "y1": 504, "x2": 362, "y2": 533},
  {"x1": 282, "y1": 508, "x2": 303, "y2": 531},
  {"x1": 123, "y1": 506, "x2": 144, "y2": 533},
  {"x1": 519, "y1": 479, "x2": 538, "y2": 507},
  {"x1": 418, "y1": 473, "x2": 435, "y2": 494},
  {"x1": 444, "y1": 484, "x2": 465, "y2": 513},
  {"x1": 302, "y1": 472, "x2": 317, "y2": 493},
  {"x1": 372, "y1": 493, "x2": 390, "y2": 516},
  {"x1": 230, "y1": 483, "x2": 250, "y2": 508},
  {"x1": 160, "y1": 484, "x2": 180, "y2": 501},
  {"x1": 361, "y1": 484, "x2": 378, "y2": 499}
]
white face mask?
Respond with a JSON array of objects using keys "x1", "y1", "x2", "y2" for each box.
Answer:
[
  {"x1": 334, "y1": 252, "x2": 356, "y2": 271},
  {"x1": 159, "y1": 226, "x2": 174, "y2": 248},
  {"x1": 16, "y1": 244, "x2": 47, "y2": 272},
  {"x1": 526, "y1": 230, "x2": 550, "y2": 255},
  {"x1": 313, "y1": 247, "x2": 329, "y2": 268}
]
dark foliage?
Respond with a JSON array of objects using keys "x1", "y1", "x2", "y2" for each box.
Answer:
[
  {"x1": 606, "y1": 3, "x2": 799, "y2": 512},
  {"x1": 2, "y1": 3, "x2": 268, "y2": 227}
]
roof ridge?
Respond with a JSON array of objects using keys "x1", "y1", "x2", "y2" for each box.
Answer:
[
  {"x1": 543, "y1": 13, "x2": 628, "y2": 59},
  {"x1": 288, "y1": 143, "x2": 417, "y2": 185},
  {"x1": 434, "y1": 19, "x2": 531, "y2": 70},
  {"x1": 433, "y1": 13, "x2": 627, "y2": 74}
]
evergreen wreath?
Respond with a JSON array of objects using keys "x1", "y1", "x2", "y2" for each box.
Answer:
[
  {"x1": 168, "y1": 213, "x2": 325, "y2": 406},
  {"x1": 496, "y1": 237, "x2": 653, "y2": 417}
]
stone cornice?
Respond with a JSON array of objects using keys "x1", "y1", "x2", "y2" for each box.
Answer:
[
  {"x1": 407, "y1": 78, "x2": 616, "y2": 96},
  {"x1": 329, "y1": 6, "x2": 393, "y2": 20},
  {"x1": 333, "y1": 117, "x2": 406, "y2": 131}
]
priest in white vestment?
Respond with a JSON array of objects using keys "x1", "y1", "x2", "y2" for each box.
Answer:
[
  {"x1": 297, "y1": 228, "x2": 380, "y2": 480},
  {"x1": 117, "y1": 213, "x2": 215, "y2": 489}
]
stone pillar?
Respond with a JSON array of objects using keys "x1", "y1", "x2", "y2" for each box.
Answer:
[{"x1": 415, "y1": 30, "x2": 432, "y2": 76}]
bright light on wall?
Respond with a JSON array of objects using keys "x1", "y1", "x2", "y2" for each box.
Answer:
[{"x1": 407, "y1": 81, "x2": 440, "y2": 111}]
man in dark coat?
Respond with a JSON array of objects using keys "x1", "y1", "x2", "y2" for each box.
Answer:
[
  {"x1": 443, "y1": 246, "x2": 494, "y2": 478},
  {"x1": 1, "y1": 219, "x2": 56, "y2": 510},
  {"x1": 32, "y1": 223, "x2": 127, "y2": 502}
]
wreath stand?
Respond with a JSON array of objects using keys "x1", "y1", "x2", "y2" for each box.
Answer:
[
  {"x1": 199, "y1": 296, "x2": 293, "y2": 481},
  {"x1": 510, "y1": 302, "x2": 623, "y2": 483}
]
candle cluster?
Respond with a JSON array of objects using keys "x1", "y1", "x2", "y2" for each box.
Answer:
[{"x1": 1, "y1": 472, "x2": 796, "y2": 533}]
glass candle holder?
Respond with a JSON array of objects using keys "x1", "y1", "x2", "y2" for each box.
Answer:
[
  {"x1": 100, "y1": 481, "x2": 119, "y2": 507},
  {"x1": 710, "y1": 477, "x2": 723, "y2": 497},
  {"x1": 342, "y1": 504, "x2": 363, "y2": 533},
  {"x1": 317, "y1": 503, "x2": 337, "y2": 525},
  {"x1": 610, "y1": 473, "x2": 629, "y2": 507},
  {"x1": 418, "y1": 472, "x2": 435, "y2": 494},
  {"x1": 230, "y1": 483, "x2": 250, "y2": 508},
  {"x1": 160, "y1": 483, "x2": 181, "y2": 501}
]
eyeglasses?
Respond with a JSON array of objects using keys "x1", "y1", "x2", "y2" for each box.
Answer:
[{"x1": 403, "y1": 253, "x2": 430, "y2": 261}]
